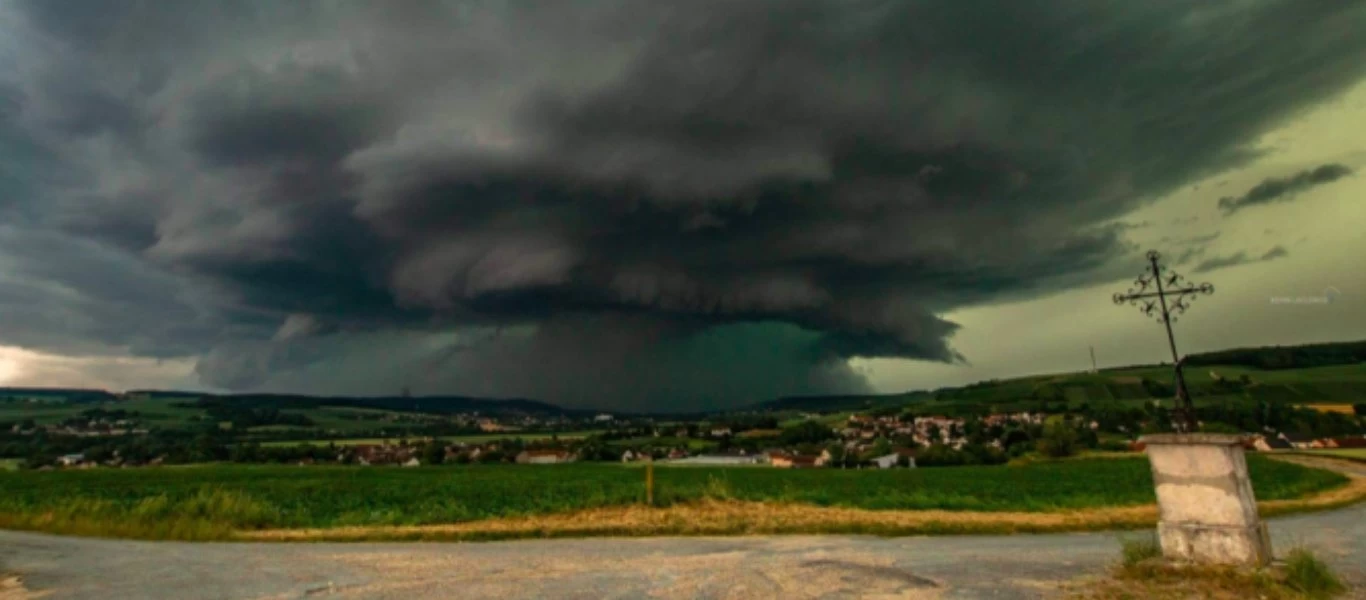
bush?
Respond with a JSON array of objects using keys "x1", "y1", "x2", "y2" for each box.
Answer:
[
  {"x1": 1036, "y1": 422, "x2": 1079, "y2": 458},
  {"x1": 1283, "y1": 548, "x2": 1345, "y2": 599},
  {"x1": 1098, "y1": 439, "x2": 1132, "y2": 452}
]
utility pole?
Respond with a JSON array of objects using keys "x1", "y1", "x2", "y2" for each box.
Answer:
[
  {"x1": 1089, "y1": 346, "x2": 1098, "y2": 374},
  {"x1": 1112, "y1": 250, "x2": 1214, "y2": 433}
]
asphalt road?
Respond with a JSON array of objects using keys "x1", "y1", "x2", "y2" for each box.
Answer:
[{"x1": 3, "y1": 458, "x2": 1364, "y2": 600}]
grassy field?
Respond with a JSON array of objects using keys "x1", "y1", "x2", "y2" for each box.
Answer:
[
  {"x1": 1303, "y1": 448, "x2": 1366, "y2": 460},
  {"x1": 0, "y1": 456, "x2": 1346, "y2": 541},
  {"x1": 259, "y1": 430, "x2": 606, "y2": 448},
  {"x1": 0, "y1": 396, "x2": 204, "y2": 426},
  {"x1": 0, "y1": 459, "x2": 19, "y2": 471}
]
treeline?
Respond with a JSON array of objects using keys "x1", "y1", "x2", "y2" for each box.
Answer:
[{"x1": 1184, "y1": 340, "x2": 1366, "y2": 370}]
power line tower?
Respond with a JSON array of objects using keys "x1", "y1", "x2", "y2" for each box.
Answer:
[{"x1": 1112, "y1": 250, "x2": 1214, "y2": 432}]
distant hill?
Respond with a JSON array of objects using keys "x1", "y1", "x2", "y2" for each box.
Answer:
[
  {"x1": 0, "y1": 387, "x2": 119, "y2": 404},
  {"x1": 1183, "y1": 340, "x2": 1366, "y2": 370},
  {"x1": 746, "y1": 338, "x2": 1366, "y2": 415}
]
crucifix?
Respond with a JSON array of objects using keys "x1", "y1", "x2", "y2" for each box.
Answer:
[{"x1": 1112, "y1": 250, "x2": 1214, "y2": 432}]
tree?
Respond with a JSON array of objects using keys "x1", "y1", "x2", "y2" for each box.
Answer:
[
  {"x1": 868, "y1": 436, "x2": 893, "y2": 458},
  {"x1": 779, "y1": 420, "x2": 835, "y2": 445},
  {"x1": 1036, "y1": 422, "x2": 1079, "y2": 458},
  {"x1": 423, "y1": 442, "x2": 446, "y2": 466}
]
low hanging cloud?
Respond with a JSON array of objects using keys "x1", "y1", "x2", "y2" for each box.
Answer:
[
  {"x1": 1192, "y1": 246, "x2": 1290, "y2": 274},
  {"x1": 1217, "y1": 164, "x2": 1354, "y2": 215},
  {"x1": 2, "y1": 1, "x2": 1366, "y2": 409}
]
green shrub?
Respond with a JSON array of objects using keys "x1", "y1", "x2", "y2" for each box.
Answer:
[{"x1": 1036, "y1": 422, "x2": 1079, "y2": 458}]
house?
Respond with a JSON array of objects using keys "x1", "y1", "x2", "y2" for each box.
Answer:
[
  {"x1": 709, "y1": 427, "x2": 732, "y2": 437},
  {"x1": 594, "y1": 413, "x2": 614, "y2": 423},
  {"x1": 516, "y1": 450, "x2": 575, "y2": 464},
  {"x1": 871, "y1": 453, "x2": 900, "y2": 469},
  {"x1": 895, "y1": 448, "x2": 918, "y2": 468},
  {"x1": 668, "y1": 448, "x2": 689, "y2": 460},
  {"x1": 817, "y1": 449, "x2": 834, "y2": 467},
  {"x1": 1332, "y1": 437, "x2": 1366, "y2": 449},
  {"x1": 56, "y1": 453, "x2": 85, "y2": 467},
  {"x1": 1254, "y1": 437, "x2": 1293, "y2": 452},
  {"x1": 1279, "y1": 433, "x2": 1322, "y2": 449},
  {"x1": 670, "y1": 453, "x2": 762, "y2": 466},
  {"x1": 768, "y1": 452, "x2": 794, "y2": 468},
  {"x1": 768, "y1": 453, "x2": 819, "y2": 468},
  {"x1": 622, "y1": 449, "x2": 653, "y2": 463}
]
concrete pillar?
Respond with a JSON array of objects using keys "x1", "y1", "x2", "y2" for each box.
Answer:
[{"x1": 1141, "y1": 433, "x2": 1271, "y2": 566}]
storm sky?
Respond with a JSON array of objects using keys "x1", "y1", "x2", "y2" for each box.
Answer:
[{"x1": 1, "y1": 1, "x2": 1364, "y2": 411}]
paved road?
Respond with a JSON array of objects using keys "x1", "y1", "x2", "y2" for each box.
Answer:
[{"x1": 3, "y1": 459, "x2": 1364, "y2": 600}]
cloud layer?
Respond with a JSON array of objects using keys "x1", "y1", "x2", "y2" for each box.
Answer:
[
  {"x1": 3, "y1": 1, "x2": 1366, "y2": 409},
  {"x1": 1192, "y1": 246, "x2": 1290, "y2": 274},
  {"x1": 1218, "y1": 164, "x2": 1354, "y2": 215}
]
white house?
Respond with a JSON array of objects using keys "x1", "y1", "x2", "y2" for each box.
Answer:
[
  {"x1": 871, "y1": 453, "x2": 900, "y2": 469},
  {"x1": 668, "y1": 454, "x2": 761, "y2": 466}
]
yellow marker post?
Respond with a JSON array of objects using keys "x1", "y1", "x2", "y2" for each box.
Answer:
[{"x1": 646, "y1": 463, "x2": 655, "y2": 506}]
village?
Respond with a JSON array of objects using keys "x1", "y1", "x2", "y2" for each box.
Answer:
[{"x1": 31, "y1": 406, "x2": 1365, "y2": 472}]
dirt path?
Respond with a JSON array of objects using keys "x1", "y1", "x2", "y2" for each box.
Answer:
[{"x1": 2, "y1": 457, "x2": 1363, "y2": 600}]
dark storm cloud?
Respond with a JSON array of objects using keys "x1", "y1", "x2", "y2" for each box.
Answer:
[
  {"x1": 1218, "y1": 164, "x2": 1355, "y2": 215},
  {"x1": 1192, "y1": 246, "x2": 1290, "y2": 274},
  {"x1": 3, "y1": 0, "x2": 1366, "y2": 409}
]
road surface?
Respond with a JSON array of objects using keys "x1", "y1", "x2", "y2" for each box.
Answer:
[{"x1": 3, "y1": 458, "x2": 1364, "y2": 599}]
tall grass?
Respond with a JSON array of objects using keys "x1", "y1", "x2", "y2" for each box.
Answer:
[{"x1": 1283, "y1": 548, "x2": 1346, "y2": 599}]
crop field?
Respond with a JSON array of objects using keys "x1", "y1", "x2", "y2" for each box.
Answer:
[{"x1": 0, "y1": 456, "x2": 1345, "y2": 541}]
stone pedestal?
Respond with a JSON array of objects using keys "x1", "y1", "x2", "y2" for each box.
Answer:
[{"x1": 1141, "y1": 433, "x2": 1272, "y2": 566}]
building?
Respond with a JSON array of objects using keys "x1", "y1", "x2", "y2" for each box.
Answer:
[
  {"x1": 621, "y1": 449, "x2": 653, "y2": 463},
  {"x1": 768, "y1": 453, "x2": 819, "y2": 468},
  {"x1": 871, "y1": 453, "x2": 900, "y2": 469},
  {"x1": 1279, "y1": 433, "x2": 1322, "y2": 449},
  {"x1": 56, "y1": 453, "x2": 85, "y2": 467},
  {"x1": 669, "y1": 454, "x2": 762, "y2": 466},
  {"x1": 515, "y1": 450, "x2": 575, "y2": 464},
  {"x1": 594, "y1": 413, "x2": 614, "y2": 423}
]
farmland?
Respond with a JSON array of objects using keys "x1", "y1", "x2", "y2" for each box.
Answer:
[{"x1": 0, "y1": 456, "x2": 1347, "y2": 541}]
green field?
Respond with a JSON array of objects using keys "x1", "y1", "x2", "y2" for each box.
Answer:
[
  {"x1": 259, "y1": 430, "x2": 605, "y2": 448},
  {"x1": 0, "y1": 396, "x2": 204, "y2": 426},
  {"x1": 0, "y1": 459, "x2": 19, "y2": 471},
  {"x1": 0, "y1": 456, "x2": 1344, "y2": 540},
  {"x1": 1304, "y1": 448, "x2": 1366, "y2": 460}
]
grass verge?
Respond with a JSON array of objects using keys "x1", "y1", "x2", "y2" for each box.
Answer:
[{"x1": 1072, "y1": 546, "x2": 1348, "y2": 599}]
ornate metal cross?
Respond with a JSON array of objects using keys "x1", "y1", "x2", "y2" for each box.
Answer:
[{"x1": 1112, "y1": 250, "x2": 1214, "y2": 432}]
